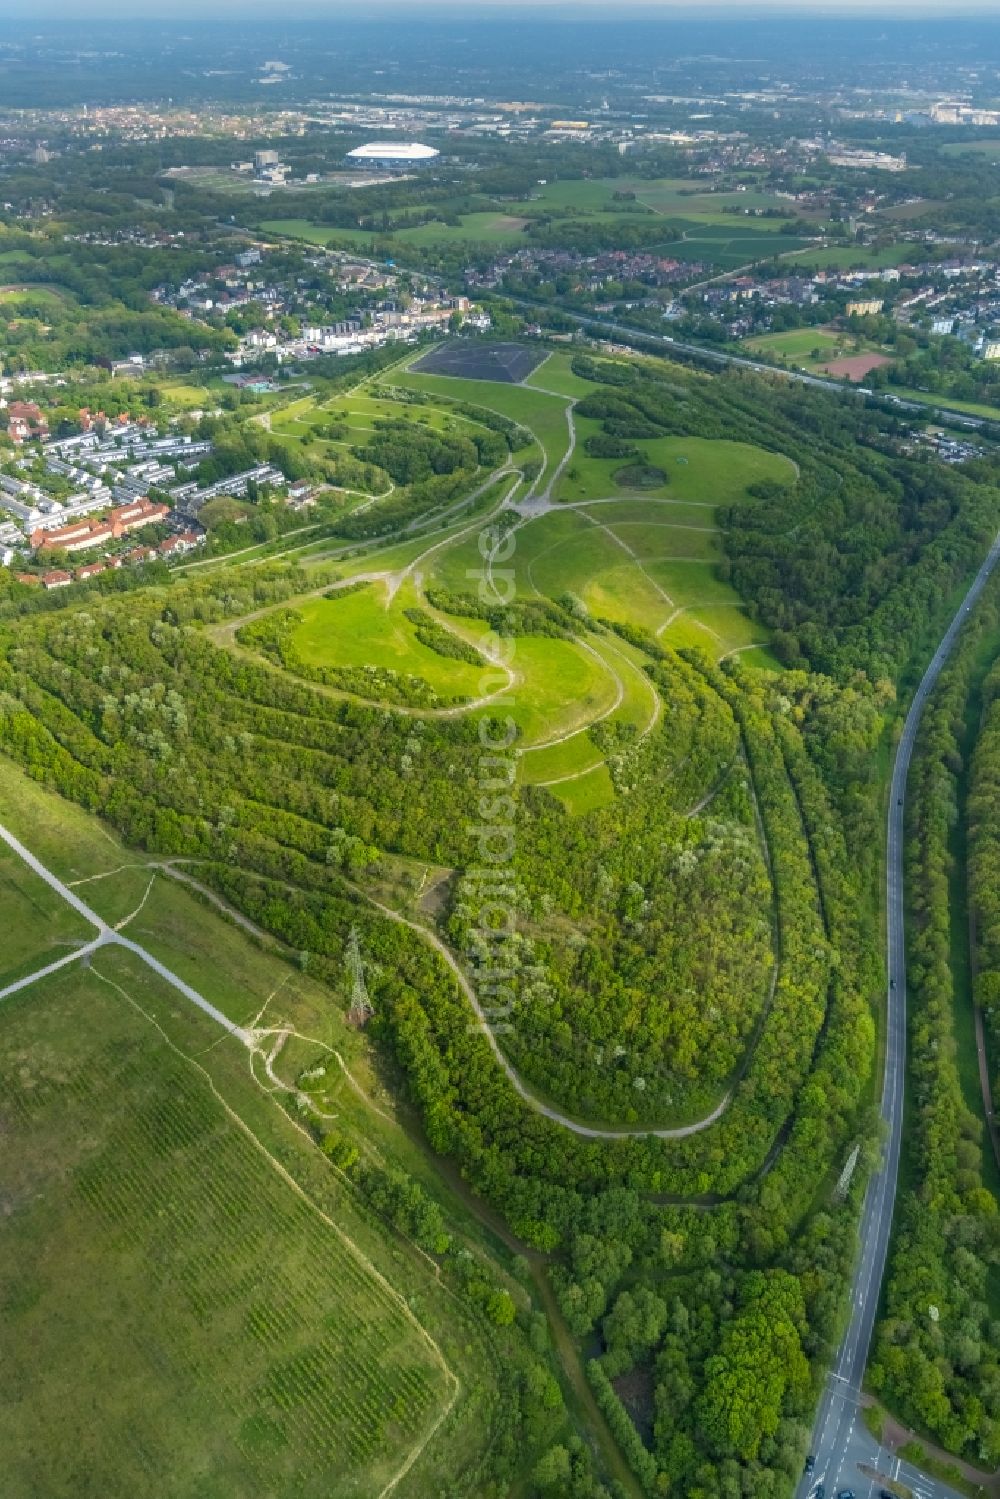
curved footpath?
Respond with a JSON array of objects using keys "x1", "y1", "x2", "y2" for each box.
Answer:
[
  {"x1": 358, "y1": 889, "x2": 737, "y2": 1141},
  {"x1": 800, "y1": 528, "x2": 1000, "y2": 1499}
]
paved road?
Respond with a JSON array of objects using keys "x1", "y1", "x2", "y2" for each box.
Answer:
[
  {"x1": 799, "y1": 528, "x2": 1000, "y2": 1499},
  {"x1": 505, "y1": 300, "x2": 991, "y2": 430},
  {"x1": 0, "y1": 823, "x2": 252, "y2": 1044}
]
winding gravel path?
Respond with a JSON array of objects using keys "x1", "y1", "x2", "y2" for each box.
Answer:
[{"x1": 356, "y1": 888, "x2": 735, "y2": 1141}]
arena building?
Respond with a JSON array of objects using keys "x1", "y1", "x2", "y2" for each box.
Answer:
[{"x1": 345, "y1": 142, "x2": 440, "y2": 168}]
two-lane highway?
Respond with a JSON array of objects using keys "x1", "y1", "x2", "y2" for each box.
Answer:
[
  {"x1": 503, "y1": 297, "x2": 992, "y2": 430},
  {"x1": 800, "y1": 529, "x2": 1000, "y2": 1499}
]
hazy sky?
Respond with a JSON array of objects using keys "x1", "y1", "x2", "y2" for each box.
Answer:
[{"x1": 2, "y1": 0, "x2": 998, "y2": 14}]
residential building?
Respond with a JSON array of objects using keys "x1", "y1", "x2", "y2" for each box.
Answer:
[{"x1": 6, "y1": 401, "x2": 48, "y2": 443}]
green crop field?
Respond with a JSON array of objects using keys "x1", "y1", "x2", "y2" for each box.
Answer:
[
  {"x1": 502, "y1": 176, "x2": 795, "y2": 220},
  {"x1": 888, "y1": 387, "x2": 1000, "y2": 423},
  {"x1": 652, "y1": 225, "x2": 813, "y2": 267},
  {"x1": 261, "y1": 212, "x2": 533, "y2": 250},
  {"x1": 941, "y1": 138, "x2": 1000, "y2": 157},
  {"x1": 790, "y1": 242, "x2": 914, "y2": 271},
  {"x1": 0, "y1": 755, "x2": 511, "y2": 1498},
  {"x1": 0, "y1": 840, "x2": 93, "y2": 989},
  {"x1": 0, "y1": 950, "x2": 456, "y2": 1499}
]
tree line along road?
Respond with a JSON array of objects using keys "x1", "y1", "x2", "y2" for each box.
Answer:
[{"x1": 800, "y1": 528, "x2": 1000, "y2": 1499}]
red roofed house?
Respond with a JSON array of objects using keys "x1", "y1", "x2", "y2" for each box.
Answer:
[
  {"x1": 32, "y1": 518, "x2": 114, "y2": 553},
  {"x1": 32, "y1": 499, "x2": 170, "y2": 555},
  {"x1": 158, "y1": 530, "x2": 202, "y2": 558},
  {"x1": 109, "y1": 498, "x2": 169, "y2": 537},
  {"x1": 41, "y1": 570, "x2": 72, "y2": 589},
  {"x1": 7, "y1": 401, "x2": 48, "y2": 444},
  {"x1": 75, "y1": 562, "x2": 106, "y2": 582}
]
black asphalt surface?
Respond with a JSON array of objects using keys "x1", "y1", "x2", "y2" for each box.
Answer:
[{"x1": 412, "y1": 340, "x2": 547, "y2": 383}]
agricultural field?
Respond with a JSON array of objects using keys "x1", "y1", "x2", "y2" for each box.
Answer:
[
  {"x1": 888, "y1": 386, "x2": 1000, "y2": 423},
  {"x1": 0, "y1": 837, "x2": 93, "y2": 990},
  {"x1": 789, "y1": 241, "x2": 915, "y2": 271},
  {"x1": 0, "y1": 953, "x2": 454, "y2": 1499},
  {"x1": 501, "y1": 175, "x2": 801, "y2": 221},
  {"x1": 260, "y1": 211, "x2": 533, "y2": 250},
  {"x1": 261, "y1": 175, "x2": 818, "y2": 271},
  {"x1": 941, "y1": 138, "x2": 1000, "y2": 157},
  {"x1": 0, "y1": 756, "x2": 508, "y2": 1499},
  {"x1": 654, "y1": 222, "x2": 813, "y2": 267}
]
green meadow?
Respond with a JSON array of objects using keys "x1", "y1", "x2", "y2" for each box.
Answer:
[{"x1": 261, "y1": 211, "x2": 532, "y2": 250}]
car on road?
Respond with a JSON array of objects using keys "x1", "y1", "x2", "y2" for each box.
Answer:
[
  {"x1": 804, "y1": 1456, "x2": 815, "y2": 1474},
  {"x1": 879, "y1": 1489, "x2": 895, "y2": 1499},
  {"x1": 837, "y1": 1490, "x2": 855, "y2": 1499}
]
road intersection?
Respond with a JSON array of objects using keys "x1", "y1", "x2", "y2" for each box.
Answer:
[{"x1": 0, "y1": 821, "x2": 252, "y2": 1045}]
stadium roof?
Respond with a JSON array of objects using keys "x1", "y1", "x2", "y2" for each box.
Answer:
[{"x1": 346, "y1": 142, "x2": 440, "y2": 162}]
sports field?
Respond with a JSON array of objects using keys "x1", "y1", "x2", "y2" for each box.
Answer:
[
  {"x1": 0, "y1": 282, "x2": 75, "y2": 309},
  {"x1": 743, "y1": 327, "x2": 845, "y2": 365}
]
